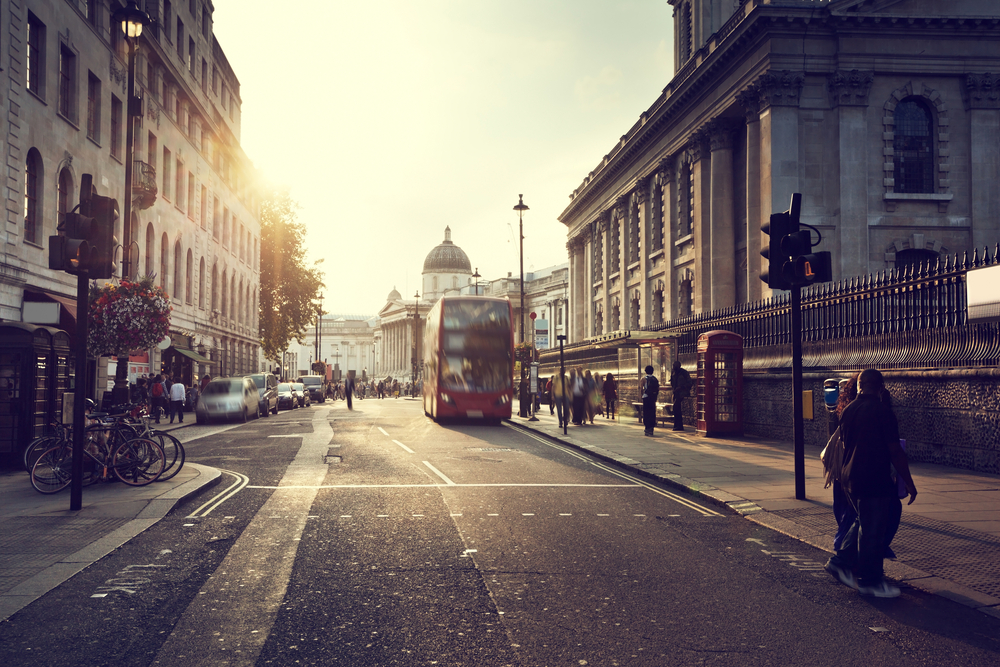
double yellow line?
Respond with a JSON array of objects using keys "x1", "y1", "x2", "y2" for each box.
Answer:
[{"x1": 186, "y1": 468, "x2": 250, "y2": 518}]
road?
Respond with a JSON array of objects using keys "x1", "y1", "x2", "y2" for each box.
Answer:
[{"x1": 0, "y1": 398, "x2": 997, "y2": 666}]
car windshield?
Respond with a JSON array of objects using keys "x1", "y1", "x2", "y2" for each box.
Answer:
[
  {"x1": 300, "y1": 377, "x2": 322, "y2": 386},
  {"x1": 204, "y1": 379, "x2": 242, "y2": 395},
  {"x1": 292, "y1": 384, "x2": 304, "y2": 390},
  {"x1": 277, "y1": 383, "x2": 291, "y2": 392},
  {"x1": 247, "y1": 375, "x2": 265, "y2": 389}
]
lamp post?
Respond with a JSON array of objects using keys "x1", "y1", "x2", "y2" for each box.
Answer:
[
  {"x1": 472, "y1": 267, "x2": 481, "y2": 295},
  {"x1": 514, "y1": 194, "x2": 529, "y2": 417},
  {"x1": 112, "y1": 1, "x2": 149, "y2": 281},
  {"x1": 314, "y1": 293, "x2": 323, "y2": 373}
]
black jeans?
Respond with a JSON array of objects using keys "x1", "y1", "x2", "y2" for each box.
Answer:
[
  {"x1": 830, "y1": 495, "x2": 896, "y2": 587},
  {"x1": 642, "y1": 399, "x2": 657, "y2": 434},
  {"x1": 672, "y1": 397, "x2": 685, "y2": 429}
]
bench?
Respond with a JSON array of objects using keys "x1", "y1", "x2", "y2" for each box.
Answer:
[{"x1": 631, "y1": 401, "x2": 673, "y2": 425}]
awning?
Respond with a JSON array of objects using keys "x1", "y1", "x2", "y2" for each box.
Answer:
[
  {"x1": 588, "y1": 330, "x2": 682, "y2": 348},
  {"x1": 24, "y1": 290, "x2": 78, "y2": 320},
  {"x1": 169, "y1": 346, "x2": 215, "y2": 364}
]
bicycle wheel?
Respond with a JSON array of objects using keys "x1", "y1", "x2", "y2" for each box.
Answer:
[
  {"x1": 30, "y1": 445, "x2": 73, "y2": 494},
  {"x1": 150, "y1": 431, "x2": 185, "y2": 481},
  {"x1": 24, "y1": 435, "x2": 63, "y2": 473},
  {"x1": 110, "y1": 438, "x2": 165, "y2": 486}
]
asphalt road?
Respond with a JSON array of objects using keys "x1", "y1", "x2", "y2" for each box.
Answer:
[{"x1": 0, "y1": 398, "x2": 997, "y2": 666}]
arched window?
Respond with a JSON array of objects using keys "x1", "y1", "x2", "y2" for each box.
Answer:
[
  {"x1": 678, "y1": 275, "x2": 694, "y2": 318},
  {"x1": 230, "y1": 279, "x2": 236, "y2": 323},
  {"x1": 24, "y1": 149, "x2": 42, "y2": 244},
  {"x1": 145, "y1": 222, "x2": 155, "y2": 276},
  {"x1": 221, "y1": 270, "x2": 228, "y2": 316},
  {"x1": 57, "y1": 168, "x2": 73, "y2": 229},
  {"x1": 432, "y1": 276, "x2": 438, "y2": 291},
  {"x1": 238, "y1": 278, "x2": 244, "y2": 325},
  {"x1": 211, "y1": 264, "x2": 218, "y2": 311},
  {"x1": 678, "y1": 158, "x2": 694, "y2": 237},
  {"x1": 630, "y1": 291, "x2": 640, "y2": 329},
  {"x1": 185, "y1": 249, "x2": 193, "y2": 304},
  {"x1": 198, "y1": 257, "x2": 206, "y2": 309},
  {"x1": 160, "y1": 232, "x2": 169, "y2": 290},
  {"x1": 611, "y1": 297, "x2": 621, "y2": 331},
  {"x1": 173, "y1": 239, "x2": 182, "y2": 302},
  {"x1": 895, "y1": 248, "x2": 938, "y2": 273},
  {"x1": 893, "y1": 98, "x2": 934, "y2": 194}
]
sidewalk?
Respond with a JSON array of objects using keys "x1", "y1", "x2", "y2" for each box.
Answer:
[
  {"x1": 0, "y1": 421, "x2": 219, "y2": 621},
  {"x1": 510, "y1": 404, "x2": 1000, "y2": 620}
]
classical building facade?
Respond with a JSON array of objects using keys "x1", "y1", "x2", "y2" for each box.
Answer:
[
  {"x1": 558, "y1": 0, "x2": 1000, "y2": 342},
  {"x1": 0, "y1": 0, "x2": 261, "y2": 386},
  {"x1": 377, "y1": 288, "x2": 429, "y2": 382},
  {"x1": 421, "y1": 226, "x2": 473, "y2": 302},
  {"x1": 294, "y1": 314, "x2": 377, "y2": 381}
]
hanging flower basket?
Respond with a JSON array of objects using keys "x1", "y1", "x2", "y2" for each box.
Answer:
[{"x1": 88, "y1": 277, "x2": 172, "y2": 358}]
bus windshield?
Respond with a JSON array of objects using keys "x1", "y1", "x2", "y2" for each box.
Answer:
[{"x1": 440, "y1": 300, "x2": 511, "y2": 393}]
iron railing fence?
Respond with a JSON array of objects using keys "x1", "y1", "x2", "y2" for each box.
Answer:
[{"x1": 639, "y1": 246, "x2": 1000, "y2": 370}]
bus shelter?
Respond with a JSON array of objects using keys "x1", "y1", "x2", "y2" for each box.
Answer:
[{"x1": 588, "y1": 330, "x2": 682, "y2": 413}]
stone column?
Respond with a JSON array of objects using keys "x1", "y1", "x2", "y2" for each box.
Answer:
[
  {"x1": 600, "y1": 213, "x2": 610, "y2": 334},
  {"x1": 757, "y1": 70, "x2": 804, "y2": 297},
  {"x1": 659, "y1": 157, "x2": 678, "y2": 320},
  {"x1": 690, "y1": 132, "x2": 712, "y2": 313},
  {"x1": 708, "y1": 119, "x2": 737, "y2": 310},
  {"x1": 636, "y1": 178, "x2": 651, "y2": 326},
  {"x1": 615, "y1": 195, "x2": 630, "y2": 328},
  {"x1": 738, "y1": 86, "x2": 763, "y2": 302},
  {"x1": 829, "y1": 69, "x2": 874, "y2": 280},
  {"x1": 967, "y1": 73, "x2": 1000, "y2": 249}
]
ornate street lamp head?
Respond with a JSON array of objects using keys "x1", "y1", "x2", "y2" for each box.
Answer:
[
  {"x1": 513, "y1": 194, "x2": 529, "y2": 213},
  {"x1": 114, "y1": 1, "x2": 150, "y2": 39}
]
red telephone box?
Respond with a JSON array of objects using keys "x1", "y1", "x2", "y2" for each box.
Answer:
[{"x1": 696, "y1": 330, "x2": 743, "y2": 437}]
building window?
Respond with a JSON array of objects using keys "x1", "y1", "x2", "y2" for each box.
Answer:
[
  {"x1": 27, "y1": 14, "x2": 45, "y2": 97},
  {"x1": 188, "y1": 37, "x2": 195, "y2": 72},
  {"x1": 87, "y1": 73, "x2": 101, "y2": 142},
  {"x1": 213, "y1": 197, "x2": 220, "y2": 239},
  {"x1": 199, "y1": 256, "x2": 206, "y2": 309},
  {"x1": 201, "y1": 58, "x2": 208, "y2": 93},
  {"x1": 164, "y1": 1, "x2": 173, "y2": 41},
  {"x1": 211, "y1": 264, "x2": 218, "y2": 311},
  {"x1": 678, "y1": 274, "x2": 694, "y2": 318},
  {"x1": 162, "y1": 147, "x2": 172, "y2": 200},
  {"x1": 893, "y1": 98, "x2": 934, "y2": 194},
  {"x1": 175, "y1": 157, "x2": 184, "y2": 209},
  {"x1": 147, "y1": 132, "x2": 157, "y2": 183},
  {"x1": 87, "y1": 0, "x2": 98, "y2": 26},
  {"x1": 628, "y1": 196, "x2": 639, "y2": 265},
  {"x1": 186, "y1": 251, "x2": 193, "y2": 305},
  {"x1": 160, "y1": 233, "x2": 169, "y2": 290},
  {"x1": 145, "y1": 222, "x2": 155, "y2": 276},
  {"x1": 110, "y1": 96, "x2": 123, "y2": 158},
  {"x1": 679, "y1": 159, "x2": 694, "y2": 237},
  {"x1": 24, "y1": 150, "x2": 42, "y2": 245},
  {"x1": 57, "y1": 168, "x2": 73, "y2": 229},
  {"x1": 59, "y1": 45, "x2": 77, "y2": 122},
  {"x1": 611, "y1": 212, "x2": 621, "y2": 274},
  {"x1": 611, "y1": 298, "x2": 621, "y2": 331},
  {"x1": 200, "y1": 185, "x2": 207, "y2": 228},
  {"x1": 174, "y1": 240, "x2": 182, "y2": 303},
  {"x1": 223, "y1": 208, "x2": 230, "y2": 247},
  {"x1": 202, "y1": 5, "x2": 211, "y2": 39},
  {"x1": 176, "y1": 19, "x2": 184, "y2": 58},
  {"x1": 212, "y1": 66, "x2": 219, "y2": 94},
  {"x1": 680, "y1": 2, "x2": 693, "y2": 63}
]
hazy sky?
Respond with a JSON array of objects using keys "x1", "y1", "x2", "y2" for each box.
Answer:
[{"x1": 211, "y1": 0, "x2": 675, "y2": 315}]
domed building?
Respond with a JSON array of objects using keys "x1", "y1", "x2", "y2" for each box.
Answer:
[{"x1": 421, "y1": 227, "x2": 473, "y2": 302}]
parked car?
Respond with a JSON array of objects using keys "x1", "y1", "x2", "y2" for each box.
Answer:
[
  {"x1": 196, "y1": 377, "x2": 261, "y2": 424},
  {"x1": 297, "y1": 375, "x2": 326, "y2": 403},
  {"x1": 277, "y1": 382, "x2": 298, "y2": 410},
  {"x1": 292, "y1": 382, "x2": 311, "y2": 407},
  {"x1": 247, "y1": 372, "x2": 279, "y2": 416}
]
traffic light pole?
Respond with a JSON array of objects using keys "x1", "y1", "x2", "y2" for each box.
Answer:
[
  {"x1": 791, "y1": 285, "x2": 805, "y2": 500},
  {"x1": 70, "y1": 270, "x2": 89, "y2": 511}
]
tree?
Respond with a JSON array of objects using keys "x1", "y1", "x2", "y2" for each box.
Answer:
[{"x1": 259, "y1": 189, "x2": 325, "y2": 362}]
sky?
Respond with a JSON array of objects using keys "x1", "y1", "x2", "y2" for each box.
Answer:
[{"x1": 211, "y1": 0, "x2": 675, "y2": 316}]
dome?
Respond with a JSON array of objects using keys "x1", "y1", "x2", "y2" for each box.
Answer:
[
  {"x1": 387, "y1": 287, "x2": 402, "y2": 301},
  {"x1": 422, "y1": 227, "x2": 471, "y2": 274}
]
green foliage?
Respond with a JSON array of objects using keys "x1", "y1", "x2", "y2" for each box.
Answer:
[{"x1": 258, "y1": 189, "x2": 325, "y2": 361}]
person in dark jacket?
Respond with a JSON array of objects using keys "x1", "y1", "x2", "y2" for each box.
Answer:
[
  {"x1": 640, "y1": 365, "x2": 660, "y2": 436},
  {"x1": 825, "y1": 369, "x2": 917, "y2": 598},
  {"x1": 669, "y1": 361, "x2": 693, "y2": 431},
  {"x1": 602, "y1": 373, "x2": 617, "y2": 419}
]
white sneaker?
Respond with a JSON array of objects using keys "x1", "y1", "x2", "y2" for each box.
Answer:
[
  {"x1": 824, "y1": 560, "x2": 858, "y2": 589},
  {"x1": 858, "y1": 581, "x2": 901, "y2": 598}
]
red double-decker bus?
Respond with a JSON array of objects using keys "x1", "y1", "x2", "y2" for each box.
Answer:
[{"x1": 422, "y1": 295, "x2": 514, "y2": 422}]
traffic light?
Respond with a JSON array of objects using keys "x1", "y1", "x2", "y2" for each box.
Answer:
[
  {"x1": 88, "y1": 194, "x2": 120, "y2": 279},
  {"x1": 783, "y1": 228, "x2": 833, "y2": 286},
  {"x1": 760, "y1": 208, "x2": 798, "y2": 291},
  {"x1": 48, "y1": 212, "x2": 94, "y2": 275}
]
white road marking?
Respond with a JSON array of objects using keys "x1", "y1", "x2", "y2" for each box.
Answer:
[
  {"x1": 187, "y1": 469, "x2": 250, "y2": 518},
  {"x1": 393, "y1": 439, "x2": 416, "y2": 454},
  {"x1": 378, "y1": 427, "x2": 390, "y2": 436},
  {"x1": 422, "y1": 461, "x2": 456, "y2": 485},
  {"x1": 268, "y1": 434, "x2": 304, "y2": 438},
  {"x1": 244, "y1": 483, "x2": 640, "y2": 489},
  {"x1": 154, "y1": 407, "x2": 335, "y2": 666},
  {"x1": 504, "y1": 423, "x2": 722, "y2": 517}
]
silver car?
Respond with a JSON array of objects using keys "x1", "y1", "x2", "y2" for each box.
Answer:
[{"x1": 196, "y1": 377, "x2": 261, "y2": 424}]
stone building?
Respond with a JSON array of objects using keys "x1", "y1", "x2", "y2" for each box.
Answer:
[
  {"x1": 0, "y1": 0, "x2": 261, "y2": 386},
  {"x1": 558, "y1": 0, "x2": 1000, "y2": 342},
  {"x1": 420, "y1": 226, "x2": 473, "y2": 302},
  {"x1": 294, "y1": 314, "x2": 377, "y2": 381}
]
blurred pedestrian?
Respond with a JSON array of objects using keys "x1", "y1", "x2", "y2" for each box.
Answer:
[
  {"x1": 640, "y1": 365, "x2": 660, "y2": 436},
  {"x1": 584, "y1": 370, "x2": 597, "y2": 424},
  {"x1": 168, "y1": 378, "x2": 186, "y2": 423},
  {"x1": 603, "y1": 373, "x2": 617, "y2": 419},
  {"x1": 150, "y1": 374, "x2": 166, "y2": 423},
  {"x1": 669, "y1": 360, "x2": 693, "y2": 431}
]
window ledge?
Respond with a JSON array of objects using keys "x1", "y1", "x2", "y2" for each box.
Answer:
[
  {"x1": 608, "y1": 271, "x2": 620, "y2": 282},
  {"x1": 648, "y1": 248, "x2": 665, "y2": 261},
  {"x1": 674, "y1": 233, "x2": 693, "y2": 247},
  {"x1": 627, "y1": 261, "x2": 640, "y2": 272},
  {"x1": 884, "y1": 193, "x2": 953, "y2": 202}
]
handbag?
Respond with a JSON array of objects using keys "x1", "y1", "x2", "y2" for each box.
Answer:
[{"x1": 820, "y1": 425, "x2": 845, "y2": 489}]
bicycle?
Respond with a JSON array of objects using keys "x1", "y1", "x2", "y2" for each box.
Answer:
[{"x1": 30, "y1": 428, "x2": 165, "y2": 494}]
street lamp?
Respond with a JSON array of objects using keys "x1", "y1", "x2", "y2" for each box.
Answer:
[
  {"x1": 112, "y1": 1, "x2": 149, "y2": 281},
  {"x1": 411, "y1": 290, "x2": 421, "y2": 397},
  {"x1": 314, "y1": 293, "x2": 323, "y2": 373},
  {"x1": 472, "y1": 267, "x2": 481, "y2": 295},
  {"x1": 514, "y1": 194, "x2": 529, "y2": 417}
]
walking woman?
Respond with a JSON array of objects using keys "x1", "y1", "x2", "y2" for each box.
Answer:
[{"x1": 603, "y1": 373, "x2": 618, "y2": 419}]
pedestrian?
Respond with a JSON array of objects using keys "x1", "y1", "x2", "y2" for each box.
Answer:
[
  {"x1": 135, "y1": 376, "x2": 150, "y2": 407},
  {"x1": 824, "y1": 369, "x2": 917, "y2": 598},
  {"x1": 150, "y1": 374, "x2": 166, "y2": 423},
  {"x1": 168, "y1": 377, "x2": 186, "y2": 423},
  {"x1": 545, "y1": 377, "x2": 554, "y2": 415},
  {"x1": 584, "y1": 370, "x2": 597, "y2": 424},
  {"x1": 603, "y1": 373, "x2": 617, "y2": 419},
  {"x1": 346, "y1": 376, "x2": 354, "y2": 410},
  {"x1": 831, "y1": 374, "x2": 860, "y2": 551},
  {"x1": 669, "y1": 360, "x2": 693, "y2": 431},
  {"x1": 640, "y1": 365, "x2": 660, "y2": 436},
  {"x1": 200, "y1": 374, "x2": 212, "y2": 393},
  {"x1": 552, "y1": 372, "x2": 568, "y2": 428}
]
